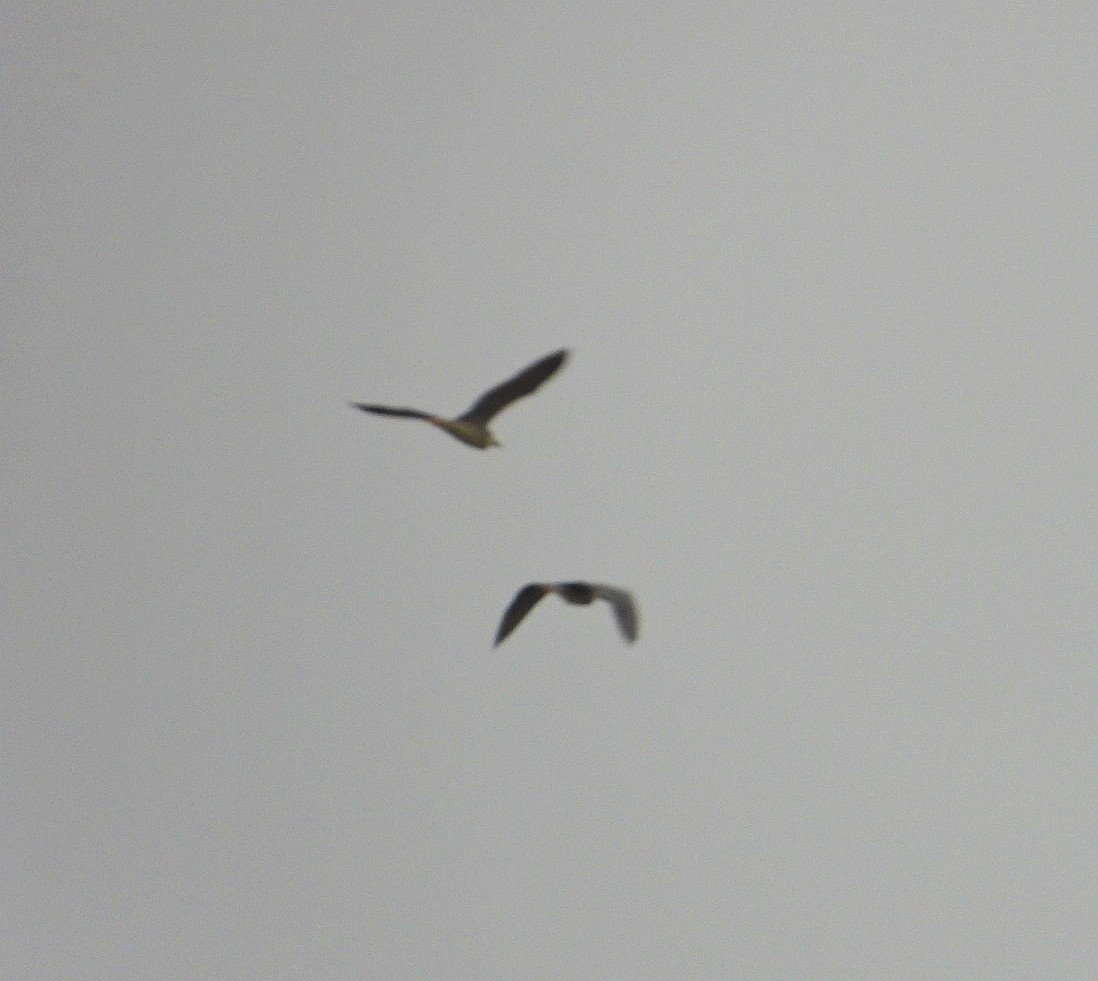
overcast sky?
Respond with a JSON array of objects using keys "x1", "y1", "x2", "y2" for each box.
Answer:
[{"x1": 5, "y1": 3, "x2": 1098, "y2": 978}]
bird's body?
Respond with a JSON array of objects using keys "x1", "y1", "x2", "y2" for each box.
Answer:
[
  {"x1": 494, "y1": 581, "x2": 639, "y2": 646},
  {"x1": 351, "y1": 349, "x2": 568, "y2": 449}
]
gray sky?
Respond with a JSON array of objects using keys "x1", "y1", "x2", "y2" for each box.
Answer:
[{"x1": 5, "y1": 3, "x2": 1097, "y2": 977}]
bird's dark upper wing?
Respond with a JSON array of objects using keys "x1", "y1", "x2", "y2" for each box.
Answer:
[
  {"x1": 591, "y1": 584, "x2": 639, "y2": 642},
  {"x1": 494, "y1": 583, "x2": 548, "y2": 646},
  {"x1": 459, "y1": 349, "x2": 568, "y2": 425},
  {"x1": 350, "y1": 403, "x2": 433, "y2": 420}
]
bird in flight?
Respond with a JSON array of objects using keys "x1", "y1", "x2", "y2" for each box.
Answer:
[
  {"x1": 350, "y1": 349, "x2": 568, "y2": 449},
  {"x1": 494, "y1": 581, "x2": 639, "y2": 646}
]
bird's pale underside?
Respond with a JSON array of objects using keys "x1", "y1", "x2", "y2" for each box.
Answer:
[
  {"x1": 494, "y1": 581, "x2": 639, "y2": 646},
  {"x1": 351, "y1": 348, "x2": 568, "y2": 449}
]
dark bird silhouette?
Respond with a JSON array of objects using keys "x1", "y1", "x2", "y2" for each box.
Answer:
[
  {"x1": 494, "y1": 581, "x2": 639, "y2": 646},
  {"x1": 350, "y1": 349, "x2": 568, "y2": 449}
]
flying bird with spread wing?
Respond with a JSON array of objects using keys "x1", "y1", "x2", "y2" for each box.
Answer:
[
  {"x1": 494, "y1": 582, "x2": 639, "y2": 646},
  {"x1": 350, "y1": 349, "x2": 568, "y2": 449}
]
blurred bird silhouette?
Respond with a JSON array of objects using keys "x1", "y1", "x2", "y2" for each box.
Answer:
[
  {"x1": 350, "y1": 349, "x2": 568, "y2": 449},
  {"x1": 494, "y1": 581, "x2": 639, "y2": 646}
]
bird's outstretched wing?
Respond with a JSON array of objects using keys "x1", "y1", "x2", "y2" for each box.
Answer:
[
  {"x1": 459, "y1": 349, "x2": 568, "y2": 425},
  {"x1": 591, "y1": 584, "x2": 639, "y2": 642},
  {"x1": 494, "y1": 583, "x2": 549, "y2": 646},
  {"x1": 350, "y1": 403, "x2": 433, "y2": 420}
]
